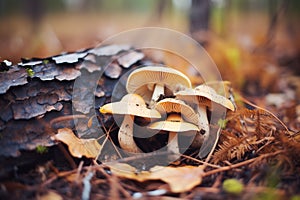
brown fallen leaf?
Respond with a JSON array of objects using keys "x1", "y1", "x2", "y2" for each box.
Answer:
[
  {"x1": 52, "y1": 128, "x2": 101, "y2": 158},
  {"x1": 149, "y1": 165, "x2": 204, "y2": 193},
  {"x1": 37, "y1": 190, "x2": 63, "y2": 200},
  {"x1": 107, "y1": 163, "x2": 204, "y2": 193}
]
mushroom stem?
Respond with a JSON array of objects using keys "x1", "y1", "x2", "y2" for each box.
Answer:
[
  {"x1": 151, "y1": 83, "x2": 164, "y2": 102},
  {"x1": 197, "y1": 106, "x2": 210, "y2": 141},
  {"x1": 167, "y1": 131, "x2": 180, "y2": 154},
  {"x1": 118, "y1": 115, "x2": 142, "y2": 153}
]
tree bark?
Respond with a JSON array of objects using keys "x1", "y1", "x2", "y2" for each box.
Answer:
[{"x1": 0, "y1": 45, "x2": 145, "y2": 159}]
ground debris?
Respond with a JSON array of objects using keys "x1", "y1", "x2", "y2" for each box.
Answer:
[
  {"x1": 0, "y1": 42, "x2": 299, "y2": 199},
  {"x1": 0, "y1": 66, "x2": 28, "y2": 94}
]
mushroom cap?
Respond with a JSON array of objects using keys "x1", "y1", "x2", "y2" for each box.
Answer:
[
  {"x1": 148, "y1": 113, "x2": 199, "y2": 132},
  {"x1": 99, "y1": 93, "x2": 161, "y2": 118},
  {"x1": 126, "y1": 66, "x2": 192, "y2": 102},
  {"x1": 175, "y1": 84, "x2": 235, "y2": 111},
  {"x1": 205, "y1": 81, "x2": 232, "y2": 98},
  {"x1": 155, "y1": 98, "x2": 199, "y2": 125}
]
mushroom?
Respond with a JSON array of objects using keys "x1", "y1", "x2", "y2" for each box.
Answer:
[
  {"x1": 148, "y1": 98, "x2": 201, "y2": 155},
  {"x1": 175, "y1": 84, "x2": 235, "y2": 154},
  {"x1": 126, "y1": 66, "x2": 192, "y2": 105},
  {"x1": 100, "y1": 93, "x2": 161, "y2": 153},
  {"x1": 148, "y1": 113, "x2": 199, "y2": 155}
]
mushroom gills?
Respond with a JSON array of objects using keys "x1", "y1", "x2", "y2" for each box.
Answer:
[{"x1": 148, "y1": 113, "x2": 199, "y2": 157}]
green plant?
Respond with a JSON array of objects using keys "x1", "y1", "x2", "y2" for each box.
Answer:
[{"x1": 36, "y1": 145, "x2": 48, "y2": 154}]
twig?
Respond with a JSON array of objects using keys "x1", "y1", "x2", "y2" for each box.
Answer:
[
  {"x1": 50, "y1": 114, "x2": 87, "y2": 127},
  {"x1": 108, "y1": 173, "x2": 120, "y2": 200},
  {"x1": 203, "y1": 127, "x2": 222, "y2": 169},
  {"x1": 255, "y1": 137, "x2": 275, "y2": 154},
  {"x1": 98, "y1": 167, "x2": 132, "y2": 199},
  {"x1": 180, "y1": 154, "x2": 221, "y2": 169},
  {"x1": 203, "y1": 150, "x2": 284, "y2": 177},
  {"x1": 58, "y1": 143, "x2": 77, "y2": 169},
  {"x1": 239, "y1": 94, "x2": 290, "y2": 132},
  {"x1": 211, "y1": 174, "x2": 223, "y2": 188},
  {"x1": 105, "y1": 151, "x2": 171, "y2": 165},
  {"x1": 82, "y1": 169, "x2": 94, "y2": 200},
  {"x1": 98, "y1": 117, "x2": 123, "y2": 159},
  {"x1": 75, "y1": 161, "x2": 84, "y2": 184}
]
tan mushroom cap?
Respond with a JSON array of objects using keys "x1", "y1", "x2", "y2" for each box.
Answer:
[
  {"x1": 205, "y1": 81, "x2": 232, "y2": 98},
  {"x1": 99, "y1": 93, "x2": 161, "y2": 118},
  {"x1": 148, "y1": 114, "x2": 199, "y2": 132},
  {"x1": 126, "y1": 66, "x2": 192, "y2": 101},
  {"x1": 155, "y1": 98, "x2": 199, "y2": 125},
  {"x1": 175, "y1": 84, "x2": 235, "y2": 111}
]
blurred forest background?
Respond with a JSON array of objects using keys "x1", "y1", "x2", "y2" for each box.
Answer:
[
  {"x1": 0, "y1": 0, "x2": 299, "y2": 61},
  {"x1": 1, "y1": 0, "x2": 300, "y2": 96}
]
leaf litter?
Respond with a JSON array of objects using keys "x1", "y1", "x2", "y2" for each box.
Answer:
[
  {"x1": 52, "y1": 128, "x2": 101, "y2": 159},
  {"x1": 0, "y1": 40, "x2": 299, "y2": 200}
]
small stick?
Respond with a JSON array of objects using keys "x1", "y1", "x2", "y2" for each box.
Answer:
[
  {"x1": 203, "y1": 127, "x2": 222, "y2": 169},
  {"x1": 203, "y1": 150, "x2": 284, "y2": 177},
  {"x1": 50, "y1": 114, "x2": 87, "y2": 127},
  {"x1": 82, "y1": 169, "x2": 94, "y2": 200},
  {"x1": 239, "y1": 94, "x2": 289, "y2": 132},
  {"x1": 180, "y1": 154, "x2": 221, "y2": 169}
]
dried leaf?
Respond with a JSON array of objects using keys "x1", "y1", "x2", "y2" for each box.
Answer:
[
  {"x1": 52, "y1": 128, "x2": 101, "y2": 158},
  {"x1": 149, "y1": 165, "x2": 204, "y2": 193},
  {"x1": 37, "y1": 190, "x2": 63, "y2": 200},
  {"x1": 108, "y1": 163, "x2": 204, "y2": 193}
]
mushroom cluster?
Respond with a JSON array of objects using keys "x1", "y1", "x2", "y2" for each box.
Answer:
[{"x1": 100, "y1": 66, "x2": 235, "y2": 157}]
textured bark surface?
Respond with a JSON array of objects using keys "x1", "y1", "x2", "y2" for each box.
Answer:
[{"x1": 0, "y1": 45, "x2": 146, "y2": 159}]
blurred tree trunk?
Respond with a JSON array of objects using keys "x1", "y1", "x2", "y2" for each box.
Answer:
[
  {"x1": 156, "y1": 0, "x2": 167, "y2": 20},
  {"x1": 24, "y1": 0, "x2": 45, "y2": 32},
  {"x1": 189, "y1": 0, "x2": 211, "y2": 43}
]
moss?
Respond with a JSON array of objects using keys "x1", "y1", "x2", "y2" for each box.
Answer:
[
  {"x1": 222, "y1": 178, "x2": 244, "y2": 195},
  {"x1": 36, "y1": 145, "x2": 48, "y2": 154},
  {"x1": 26, "y1": 68, "x2": 35, "y2": 77}
]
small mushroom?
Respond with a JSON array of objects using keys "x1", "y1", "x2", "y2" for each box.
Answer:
[
  {"x1": 100, "y1": 93, "x2": 161, "y2": 153},
  {"x1": 126, "y1": 66, "x2": 192, "y2": 105},
  {"x1": 148, "y1": 113, "x2": 199, "y2": 155},
  {"x1": 148, "y1": 98, "x2": 201, "y2": 155},
  {"x1": 175, "y1": 84, "x2": 235, "y2": 154}
]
